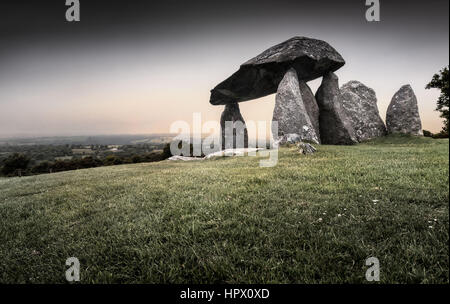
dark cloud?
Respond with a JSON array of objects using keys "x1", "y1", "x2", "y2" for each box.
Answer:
[{"x1": 1, "y1": 0, "x2": 447, "y2": 45}]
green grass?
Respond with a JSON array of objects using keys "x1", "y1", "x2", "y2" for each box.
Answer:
[{"x1": 0, "y1": 135, "x2": 448, "y2": 283}]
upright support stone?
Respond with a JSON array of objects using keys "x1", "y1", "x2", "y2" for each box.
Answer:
[
  {"x1": 220, "y1": 103, "x2": 248, "y2": 149},
  {"x1": 272, "y1": 68, "x2": 320, "y2": 144},
  {"x1": 299, "y1": 80, "x2": 321, "y2": 142},
  {"x1": 315, "y1": 72, "x2": 357, "y2": 145}
]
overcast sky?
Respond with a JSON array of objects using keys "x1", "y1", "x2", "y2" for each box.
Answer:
[{"x1": 0, "y1": 0, "x2": 448, "y2": 137}]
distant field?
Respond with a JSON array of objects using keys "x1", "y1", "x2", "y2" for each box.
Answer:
[{"x1": 0, "y1": 135, "x2": 448, "y2": 283}]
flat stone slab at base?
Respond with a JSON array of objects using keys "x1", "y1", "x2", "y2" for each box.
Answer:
[
  {"x1": 205, "y1": 148, "x2": 264, "y2": 159},
  {"x1": 168, "y1": 156, "x2": 205, "y2": 161},
  {"x1": 168, "y1": 148, "x2": 265, "y2": 161}
]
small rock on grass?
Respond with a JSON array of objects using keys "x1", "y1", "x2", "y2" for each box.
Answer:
[{"x1": 297, "y1": 142, "x2": 317, "y2": 154}]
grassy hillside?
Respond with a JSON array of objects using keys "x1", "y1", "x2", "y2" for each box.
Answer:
[{"x1": 0, "y1": 135, "x2": 448, "y2": 283}]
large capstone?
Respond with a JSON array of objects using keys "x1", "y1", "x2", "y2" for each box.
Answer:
[
  {"x1": 220, "y1": 103, "x2": 249, "y2": 149},
  {"x1": 315, "y1": 72, "x2": 357, "y2": 145},
  {"x1": 340, "y1": 81, "x2": 387, "y2": 142},
  {"x1": 210, "y1": 36, "x2": 345, "y2": 105},
  {"x1": 272, "y1": 68, "x2": 320, "y2": 144},
  {"x1": 386, "y1": 85, "x2": 423, "y2": 136}
]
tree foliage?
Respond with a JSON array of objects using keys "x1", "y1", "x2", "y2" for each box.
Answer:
[
  {"x1": 1, "y1": 153, "x2": 30, "y2": 176},
  {"x1": 426, "y1": 65, "x2": 449, "y2": 135}
]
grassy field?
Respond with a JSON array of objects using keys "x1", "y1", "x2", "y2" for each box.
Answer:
[{"x1": 0, "y1": 135, "x2": 448, "y2": 283}]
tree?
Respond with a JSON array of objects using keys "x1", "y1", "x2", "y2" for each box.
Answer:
[
  {"x1": 31, "y1": 161, "x2": 51, "y2": 174},
  {"x1": 104, "y1": 155, "x2": 123, "y2": 166},
  {"x1": 426, "y1": 66, "x2": 449, "y2": 135},
  {"x1": 422, "y1": 130, "x2": 433, "y2": 138},
  {"x1": 1, "y1": 153, "x2": 30, "y2": 176},
  {"x1": 131, "y1": 155, "x2": 142, "y2": 163},
  {"x1": 162, "y1": 143, "x2": 172, "y2": 159}
]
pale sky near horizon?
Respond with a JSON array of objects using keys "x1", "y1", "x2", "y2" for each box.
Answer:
[{"x1": 0, "y1": 0, "x2": 448, "y2": 138}]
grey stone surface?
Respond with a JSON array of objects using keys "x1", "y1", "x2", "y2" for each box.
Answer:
[
  {"x1": 315, "y1": 72, "x2": 357, "y2": 145},
  {"x1": 340, "y1": 81, "x2": 387, "y2": 142},
  {"x1": 220, "y1": 103, "x2": 249, "y2": 149},
  {"x1": 210, "y1": 36, "x2": 345, "y2": 105},
  {"x1": 272, "y1": 68, "x2": 320, "y2": 144},
  {"x1": 386, "y1": 85, "x2": 423, "y2": 136},
  {"x1": 274, "y1": 133, "x2": 302, "y2": 146},
  {"x1": 299, "y1": 80, "x2": 321, "y2": 141},
  {"x1": 298, "y1": 142, "x2": 317, "y2": 154},
  {"x1": 168, "y1": 156, "x2": 204, "y2": 161},
  {"x1": 205, "y1": 148, "x2": 263, "y2": 159}
]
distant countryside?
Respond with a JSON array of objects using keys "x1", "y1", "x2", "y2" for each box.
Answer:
[{"x1": 0, "y1": 135, "x2": 175, "y2": 177}]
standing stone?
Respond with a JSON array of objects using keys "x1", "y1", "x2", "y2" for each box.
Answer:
[
  {"x1": 315, "y1": 72, "x2": 357, "y2": 145},
  {"x1": 386, "y1": 85, "x2": 423, "y2": 135},
  {"x1": 272, "y1": 68, "x2": 320, "y2": 144},
  {"x1": 220, "y1": 103, "x2": 248, "y2": 149},
  {"x1": 340, "y1": 81, "x2": 387, "y2": 142},
  {"x1": 299, "y1": 80, "x2": 321, "y2": 142}
]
